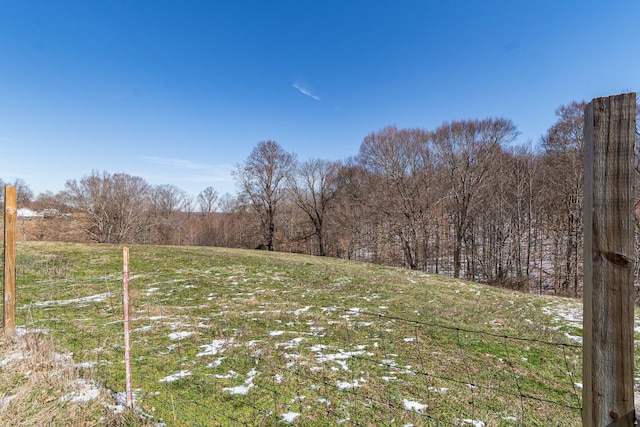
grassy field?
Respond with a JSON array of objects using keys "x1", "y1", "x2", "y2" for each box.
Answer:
[{"x1": 0, "y1": 241, "x2": 601, "y2": 425}]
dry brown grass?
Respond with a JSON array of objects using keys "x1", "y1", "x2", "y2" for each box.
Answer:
[{"x1": 0, "y1": 330, "x2": 146, "y2": 426}]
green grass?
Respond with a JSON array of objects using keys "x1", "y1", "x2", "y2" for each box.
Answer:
[{"x1": 4, "y1": 241, "x2": 596, "y2": 425}]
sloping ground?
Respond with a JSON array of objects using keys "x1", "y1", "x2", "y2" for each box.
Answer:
[
  {"x1": 0, "y1": 241, "x2": 633, "y2": 426},
  {"x1": 0, "y1": 329, "x2": 151, "y2": 426}
]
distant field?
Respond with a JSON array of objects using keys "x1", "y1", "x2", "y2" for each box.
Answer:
[{"x1": 1, "y1": 241, "x2": 613, "y2": 425}]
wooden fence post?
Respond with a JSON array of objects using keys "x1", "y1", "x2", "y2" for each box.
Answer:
[
  {"x1": 122, "y1": 246, "x2": 134, "y2": 408},
  {"x1": 583, "y1": 92, "x2": 637, "y2": 426},
  {"x1": 3, "y1": 186, "x2": 17, "y2": 336}
]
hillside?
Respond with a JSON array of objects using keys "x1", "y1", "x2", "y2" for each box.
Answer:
[{"x1": 0, "y1": 242, "x2": 617, "y2": 425}]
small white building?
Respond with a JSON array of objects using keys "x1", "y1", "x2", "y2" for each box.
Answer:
[{"x1": 17, "y1": 208, "x2": 44, "y2": 219}]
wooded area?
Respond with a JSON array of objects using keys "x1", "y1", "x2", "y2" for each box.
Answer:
[{"x1": 2, "y1": 100, "x2": 639, "y2": 298}]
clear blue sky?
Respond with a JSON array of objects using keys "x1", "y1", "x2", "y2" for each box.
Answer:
[{"x1": 1, "y1": 1, "x2": 639, "y2": 199}]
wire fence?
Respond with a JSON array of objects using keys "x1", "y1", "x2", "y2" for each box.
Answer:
[{"x1": 9, "y1": 244, "x2": 584, "y2": 426}]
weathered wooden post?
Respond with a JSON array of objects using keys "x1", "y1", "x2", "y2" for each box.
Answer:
[
  {"x1": 3, "y1": 186, "x2": 17, "y2": 336},
  {"x1": 583, "y1": 92, "x2": 636, "y2": 426},
  {"x1": 122, "y1": 246, "x2": 134, "y2": 408}
]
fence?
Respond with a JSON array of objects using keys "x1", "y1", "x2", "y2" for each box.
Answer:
[
  {"x1": 4, "y1": 242, "x2": 585, "y2": 426},
  {"x1": 3, "y1": 93, "x2": 638, "y2": 426}
]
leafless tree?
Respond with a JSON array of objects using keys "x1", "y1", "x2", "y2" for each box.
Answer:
[
  {"x1": 61, "y1": 170, "x2": 151, "y2": 243},
  {"x1": 233, "y1": 140, "x2": 296, "y2": 250},
  {"x1": 357, "y1": 126, "x2": 436, "y2": 269},
  {"x1": 0, "y1": 178, "x2": 34, "y2": 206},
  {"x1": 197, "y1": 186, "x2": 219, "y2": 214},
  {"x1": 290, "y1": 158, "x2": 342, "y2": 256},
  {"x1": 539, "y1": 101, "x2": 586, "y2": 295},
  {"x1": 146, "y1": 184, "x2": 191, "y2": 244},
  {"x1": 433, "y1": 118, "x2": 518, "y2": 278}
]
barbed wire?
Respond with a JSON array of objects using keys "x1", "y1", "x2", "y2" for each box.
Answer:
[{"x1": 9, "y1": 249, "x2": 584, "y2": 426}]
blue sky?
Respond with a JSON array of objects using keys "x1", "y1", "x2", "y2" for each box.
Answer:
[{"x1": 1, "y1": 1, "x2": 639, "y2": 199}]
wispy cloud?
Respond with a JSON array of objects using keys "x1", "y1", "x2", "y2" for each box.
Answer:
[{"x1": 292, "y1": 82, "x2": 320, "y2": 101}]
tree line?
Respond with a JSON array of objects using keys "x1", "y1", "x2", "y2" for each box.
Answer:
[{"x1": 3, "y1": 100, "x2": 639, "y2": 297}]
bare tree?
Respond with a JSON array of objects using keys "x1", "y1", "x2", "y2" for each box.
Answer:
[
  {"x1": 540, "y1": 101, "x2": 586, "y2": 295},
  {"x1": 197, "y1": 186, "x2": 219, "y2": 214},
  {"x1": 147, "y1": 184, "x2": 191, "y2": 244},
  {"x1": 233, "y1": 140, "x2": 296, "y2": 251},
  {"x1": 61, "y1": 170, "x2": 150, "y2": 243},
  {"x1": 13, "y1": 179, "x2": 34, "y2": 206},
  {"x1": 357, "y1": 126, "x2": 436, "y2": 269},
  {"x1": 290, "y1": 158, "x2": 342, "y2": 256},
  {"x1": 0, "y1": 178, "x2": 33, "y2": 206},
  {"x1": 433, "y1": 118, "x2": 518, "y2": 278}
]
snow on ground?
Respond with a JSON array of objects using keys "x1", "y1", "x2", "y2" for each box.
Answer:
[
  {"x1": 0, "y1": 350, "x2": 25, "y2": 367},
  {"x1": 158, "y1": 370, "x2": 192, "y2": 383},
  {"x1": 336, "y1": 379, "x2": 362, "y2": 390},
  {"x1": 222, "y1": 368, "x2": 257, "y2": 395},
  {"x1": 461, "y1": 419, "x2": 485, "y2": 427},
  {"x1": 33, "y1": 292, "x2": 113, "y2": 307},
  {"x1": 542, "y1": 300, "x2": 584, "y2": 343},
  {"x1": 292, "y1": 306, "x2": 312, "y2": 316},
  {"x1": 281, "y1": 411, "x2": 301, "y2": 424},
  {"x1": 402, "y1": 399, "x2": 427, "y2": 413},
  {"x1": 196, "y1": 338, "x2": 232, "y2": 357},
  {"x1": 542, "y1": 302, "x2": 582, "y2": 330},
  {"x1": 60, "y1": 379, "x2": 101, "y2": 403},
  {"x1": 86, "y1": 294, "x2": 596, "y2": 425},
  {"x1": 168, "y1": 331, "x2": 194, "y2": 340}
]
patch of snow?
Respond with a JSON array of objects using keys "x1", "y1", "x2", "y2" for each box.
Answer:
[
  {"x1": 315, "y1": 350, "x2": 367, "y2": 372},
  {"x1": 269, "y1": 330, "x2": 285, "y2": 336},
  {"x1": 462, "y1": 419, "x2": 485, "y2": 427},
  {"x1": 16, "y1": 326, "x2": 46, "y2": 336},
  {"x1": 75, "y1": 361, "x2": 97, "y2": 369},
  {"x1": 223, "y1": 368, "x2": 257, "y2": 395},
  {"x1": 213, "y1": 370, "x2": 238, "y2": 380},
  {"x1": 34, "y1": 292, "x2": 113, "y2": 307},
  {"x1": 403, "y1": 399, "x2": 427, "y2": 413},
  {"x1": 158, "y1": 370, "x2": 192, "y2": 383},
  {"x1": 293, "y1": 306, "x2": 312, "y2": 316},
  {"x1": 310, "y1": 344, "x2": 328, "y2": 352},
  {"x1": 565, "y1": 333, "x2": 582, "y2": 344},
  {"x1": 281, "y1": 411, "x2": 301, "y2": 423},
  {"x1": 0, "y1": 351, "x2": 25, "y2": 367},
  {"x1": 168, "y1": 331, "x2": 194, "y2": 340},
  {"x1": 542, "y1": 303, "x2": 582, "y2": 329},
  {"x1": 197, "y1": 339, "x2": 231, "y2": 357},
  {"x1": 0, "y1": 395, "x2": 16, "y2": 409},
  {"x1": 206, "y1": 357, "x2": 225, "y2": 369},
  {"x1": 60, "y1": 379, "x2": 101, "y2": 403},
  {"x1": 276, "y1": 337, "x2": 304, "y2": 349},
  {"x1": 336, "y1": 380, "x2": 361, "y2": 390}
]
